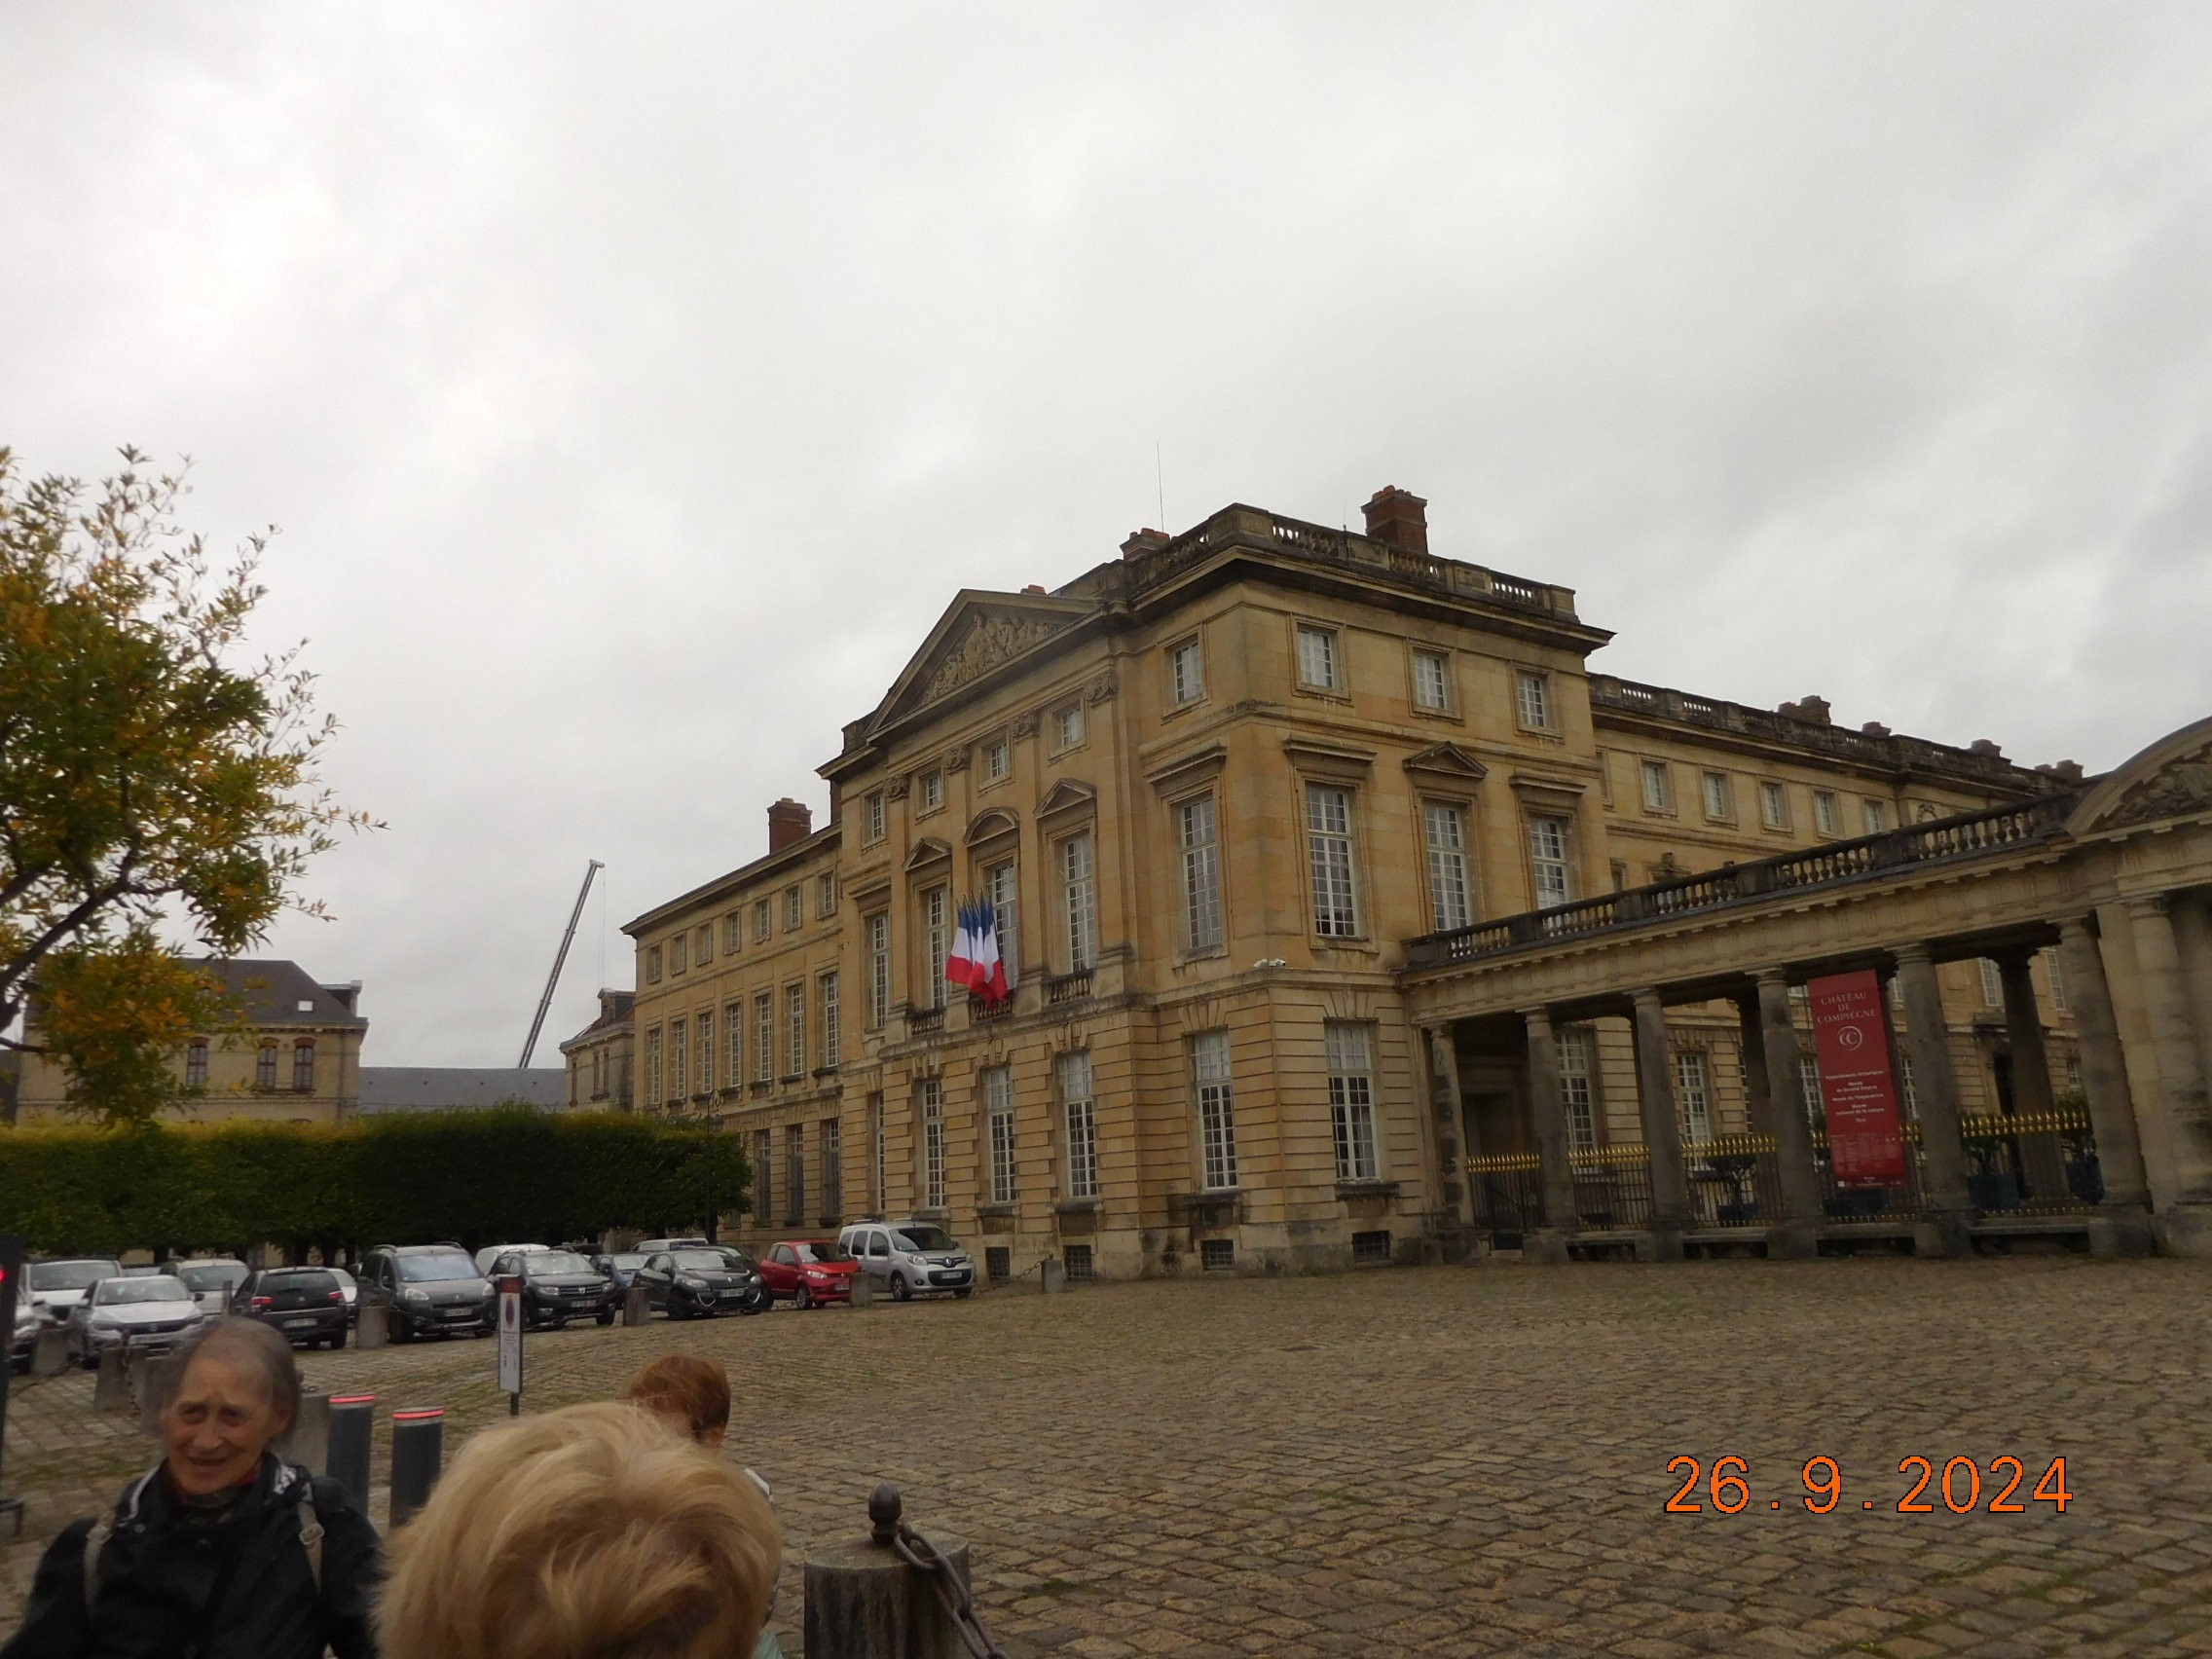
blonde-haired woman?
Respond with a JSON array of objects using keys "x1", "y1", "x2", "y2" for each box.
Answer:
[{"x1": 377, "y1": 1402, "x2": 779, "y2": 1659}]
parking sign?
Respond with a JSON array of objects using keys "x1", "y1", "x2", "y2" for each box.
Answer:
[{"x1": 496, "y1": 1274, "x2": 523, "y2": 1405}]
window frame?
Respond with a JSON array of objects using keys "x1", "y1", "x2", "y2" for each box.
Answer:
[
  {"x1": 1167, "y1": 636, "x2": 1205, "y2": 709},
  {"x1": 980, "y1": 736, "x2": 1011, "y2": 784},
  {"x1": 1640, "y1": 758, "x2": 1675, "y2": 816},
  {"x1": 669, "y1": 933, "x2": 687, "y2": 975},
  {"x1": 1527, "y1": 813, "x2": 1575, "y2": 909},
  {"x1": 1193, "y1": 1030, "x2": 1238, "y2": 1191},
  {"x1": 645, "y1": 944, "x2": 663, "y2": 984},
  {"x1": 919, "y1": 1078, "x2": 946, "y2": 1211},
  {"x1": 1410, "y1": 647, "x2": 1452, "y2": 715},
  {"x1": 784, "y1": 981, "x2": 806, "y2": 1078},
  {"x1": 1757, "y1": 779, "x2": 1790, "y2": 831},
  {"x1": 1175, "y1": 792, "x2": 1224, "y2": 954},
  {"x1": 1058, "y1": 831, "x2": 1097, "y2": 972},
  {"x1": 1558, "y1": 1026, "x2": 1599, "y2": 1153},
  {"x1": 985, "y1": 858, "x2": 1020, "y2": 984},
  {"x1": 1700, "y1": 770, "x2": 1734, "y2": 824},
  {"x1": 920, "y1": 884, "x2": 951, "y2": 1008},
  {"x1": 784, "y1": 886, "x2": 804, "y2": 933},
  {"x1": 817, "y1": 871, "x2": 836, "y2": 918},
  {"x1": 1514, "y1": 668, "x2": 1553, "y2": 733},
  {"x1": 1294, "y1": 622, "x2": 1343, "y2": 694},
  {"x1": 1325, "y1": 1020, "x2": 1379, "y2": 1182},
  {"x1": 1421, "y1": 798, "x2": 1474, "y2": 933},
  {"x1": 984, "y1": 1066, "x2": 1016, "y2": 1206},
  {"x1": 1304, "y1": 782, "x2": 1360, "y2": 939},
  {"x1": 291, "y1": 1042, "x2": 315, "y2": 1093},
  {"x1": 819, "y1": 970, "x2": 841, "y2": 1069},
  {"x1": 866, "y1": 912, "x2": 891, "y2": 1028},
  {"x1": 1060, "y1": 1051, "x2": 1098, "y2": 1200},
  {"x1": 917, "y1": 770, "x2": 944, "y2": 814},
  {"x1": 865, "y1": 791, "x2": 887, "y2": 843},
  {"x1": 1813, "y1": 790, "x2": 1841, "y2": 838},
  {"x1": 1051, "y1": 701, "x2": 1087, "y2": 753},
  {"x1": 753, "y1": 993, "x2": 774, "y2": 1085}
]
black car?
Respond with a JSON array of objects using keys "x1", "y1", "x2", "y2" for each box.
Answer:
[
  {"x1": 357, "y1": 1244, "x2": 495, "y2": 1341},
  {"x1": 490, "y1": 1248, "x2": 618, "y2": 1330},
  {"x1": 231, "y1": 1268, "x2": 350, "y2": 1349},
  {"x1": 635, "y1": 1246, "x2": 768, "y2": 1319}
]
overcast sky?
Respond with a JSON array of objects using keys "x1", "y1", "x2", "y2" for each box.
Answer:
[{"x1": 5, "y1": 5, "x2": 2209, "y2": 1067}]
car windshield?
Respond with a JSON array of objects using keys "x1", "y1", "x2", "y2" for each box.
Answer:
[
  {"x1": 262, "y1": 1272, "x2": 337, "y2": 1295},
  {"x1": 328, "y1": 1269, "x2": 356, "y2": 1290},
  {"x1": 94, "y1": 1278, "x2": 191, "y2": 1306},
  {"x1": 893, "y1": 1226, "x2": 958, "y2": 1253},
  {"x1": 31, "y1": 1261, "x2": 121, "y2": 1292},
  {"x1": 396, "y1": 1253, "x2": 478, "y2": 1283},
  {"x1": 526, "y1": 1252, "x2": 595, "y2": 1276},
  {"x1": 608, "y1": 1253, "x2": 647, "y2": 1270},
  {"x1": 673, "y1": 1249, "x2": 746, "y2": 1272},
  {"x1": 793, "y1": 1242, "x2": 853, "y2": 1264},
  {"x1": 178, "y1": 1263, "x2": 246, "y2": 1292}
]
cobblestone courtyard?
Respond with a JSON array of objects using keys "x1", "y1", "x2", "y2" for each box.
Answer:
[{"x1": 6, "y1": 1257, "x2": 2210, "y2": 1656}]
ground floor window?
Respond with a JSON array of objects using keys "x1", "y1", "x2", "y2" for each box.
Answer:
[
  {"x1": 1351, "y1": 1230, "x2": 1391, "y2": 1266},
  {"x1": 1325, "y1": 1020, "x2": 1378, "y2": 1181},
  {"x1": 1063, "y1": 1243, "x2": 1095, "y2": 1280},
  {"x1": 1199, "y1": 1238, "x2": 1235, "y2": 1272},
  {"x1": 920, "y1": 1078, "x2": 945, "y2": 1210},
  {"x1": 1193, "y1": 1031, "x2": 1237, "y2": 1191}
]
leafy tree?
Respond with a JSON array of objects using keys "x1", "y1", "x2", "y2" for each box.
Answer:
[{"x1": 0, "y1": 447, "x2": 371, "y2": 1126}]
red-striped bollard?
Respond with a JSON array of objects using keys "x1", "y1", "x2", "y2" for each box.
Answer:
[
  {"x1": 326, "y1": 1393, "x2": 375, "y2": 1513},
  {"x1": 388, "y1": 1407, "x2": 445, "y2": 1527}
]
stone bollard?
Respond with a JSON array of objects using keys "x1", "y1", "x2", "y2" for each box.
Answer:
[
  {"x1": 848, "y1": 1273, "x2": 874, "y2": 1309},
  {"x1": 31, "y1": 1328, "x2": 71, "y2": 1379},
  {"x1": 325, "y1": 1394, "x2": 375, "y2": 1512},
  {"x1": 132, "y1": 1354, "x2": 173, "y2": 1434},
  {"x1": 622, "y1": 1282, "x2": 650, "y2": 1327},
  {"x1": 280, "y1": 1392, "x2": 331, "y2": 1474},
  {"x1": 1040, "y1": 1259, "x2": 1066, "y2": 1295},
  {"x1": 92, "y1": 1346, "x2": 130, "y2": 1414},
  {"x1": 804, "y1": 1484, "x2": 971, "y2": 1659},
  {"x1": 388, "y1": 1408, "x2": 445, "y2": 1528},
  {"x1": 355, "y1": 1303, "x2": 388, "y2": 1350}
]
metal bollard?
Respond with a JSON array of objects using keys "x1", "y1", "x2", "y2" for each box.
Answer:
[
  {"x1": 325, "y1": 1394, "x2": 374, "y2": 1513},
  {"x1": 92, "y1": 1346, "x2": 130, "y2": 1414},
  {"x1": 281, "y1": 1392, "x2": 332, "y2": 1473},
  {"x1": 1040, "y1": 1259, "x2": 1066, "y2": 1295},
  {"x1": 131, "y1": 1354, "x2": 173, "y2": 1434},
  {"x1": 848, "y1": 1273, "x2": 874, "y2": 1309},
  {"x1": 621, "y1": 1282, "x2": 650, "y2": 1327},
  {"x1": 388, "y1": 1407, "x2": 445, "y2": 1528},
  {"x1": 31, "y1": 1329, "x2": 70, "y2": 1379},
  {"x1": 803, "y1": 1484, "x2": 976, "y2": 1659},
  {"x1": 354, "y1": 1303, "x2": 387, "y2": 1350}
]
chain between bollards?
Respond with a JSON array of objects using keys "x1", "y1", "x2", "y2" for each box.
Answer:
[{"x1": 869, "y1": 1483, "x2": 1009, "y2": 1659}]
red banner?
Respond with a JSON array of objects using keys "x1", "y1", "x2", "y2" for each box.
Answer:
[{"x1": 1807, "y1": 970, "x2": 1908, "y2": 1188}]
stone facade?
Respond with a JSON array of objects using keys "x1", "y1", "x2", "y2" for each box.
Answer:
[{"x1": 559, "y1": 989, "x2": 636, "y2": 1111}]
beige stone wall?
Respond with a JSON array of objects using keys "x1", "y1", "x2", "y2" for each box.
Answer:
[{"x1": 14, "y1": 1025, "x2": 364, "y2": 1126}]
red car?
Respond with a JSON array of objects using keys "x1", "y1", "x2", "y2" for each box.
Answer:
[{"x1": 757, "y1": 1239, "x2": 860, "y2": 1309}]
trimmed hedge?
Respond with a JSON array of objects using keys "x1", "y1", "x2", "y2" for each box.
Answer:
[{"x1": 0, "y1": 1110, "x2": 751, "y2": 1257}]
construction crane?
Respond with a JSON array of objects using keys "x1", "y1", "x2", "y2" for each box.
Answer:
[{"x1": 519, "y1": 860, "x2": 604, "y2": 1069}]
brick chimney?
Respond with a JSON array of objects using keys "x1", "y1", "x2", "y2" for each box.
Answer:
[
  {"x1": 767, "y1": 797, "x2": 813, "y2": 852},
  {"x1": 1361, "y1": 487, "x2": 1428, "y2": 555}
]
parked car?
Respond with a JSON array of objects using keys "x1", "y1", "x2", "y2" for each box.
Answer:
[
  {"x1": 357, "y1": 1244, "x2": 495, "y2": 1341},
  {"x1": 836, "y1": 1221, "x2": 977, "y2": 1302},
  {"x1": 634, "y1": 1246, "x2": 768, "y2": 1319},
  {"x1": 757, "y1": 1239, "x2": 860, "y2": 1309},
  {"x1": 67, "y1": 1275, "x2": 204, "y2": 1367},
  {"x1": 328, "y1": 1266, "x2": 358, "y2": 1321},
  {"x1": 473, "y1": 1242, "x2": 553, "y2": 1276},
  {"x1": 164, "y1": 1257, "x2": 250, "y2": 1315},
  {"x1": 489, "y1": 1248, "x2": 618, "y2": 1330},
  {"x1": 632, "y1": 1236, "x2": 711, "y2": 1255},
  {"x1": 11, "y1": 1293, "x2": 38, "y2": 1375},
  {"x1": 232, "y1": 1267, "x2": 350, "y2": 1349},
  {"x1": 26, "y1": 1258, "x2": 124, "y2": 1322},
  {"x1": 591, "y1": 1251, "x2": 649, "y2": 1292}
]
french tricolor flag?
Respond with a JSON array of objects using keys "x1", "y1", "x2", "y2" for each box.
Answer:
[{"x1": 945, "y1": 896, "x2": 1012, "y2": 1004}]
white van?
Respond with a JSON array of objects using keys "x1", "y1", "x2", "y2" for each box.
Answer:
[{"x1": 835, "y1": 1221, "x2": 976, "y2": 1302}]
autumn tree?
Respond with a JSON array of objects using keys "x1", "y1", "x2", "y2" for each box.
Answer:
[{"x1": 0, "y1": 447, "x2": 371, "y2": 1127}]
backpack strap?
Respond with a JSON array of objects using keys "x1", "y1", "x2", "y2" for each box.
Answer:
[
  {"x1": 297, "y1": 1496, "x2": 325, "y2": 1595},
  {"x1": 79, "y1": 1516, "x2": 113, "y2": 1613}
]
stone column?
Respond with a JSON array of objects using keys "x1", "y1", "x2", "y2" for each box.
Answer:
[
  {"x1": 1735, "y1": 992, "x2": 1774, "y2": 1140},
  {"x1": 1754, "y1": 971, "x2": 1823, "y2": 1259},
  {"x1": 2127, "y1": 896, "x2": 2212, "y2": 1254},
  {"x1": 1426, "y1": 1024, "x2": 1479, "y2": 1251},
  {"x1": 2056, "y1": 914, "x2": 2152, "y2": 1255},
  {"x1": 1631, "y1": 988, "x2": 1688, "y2": 1261},
  {"x1": 1894, "y1": 943, "x2": 1973, "y2": 1257},
  {"x1": 1523, "y1": 1009, "x2": 1577, "y2": 1242},
  {"x1": 1996, "y1": 951, "x2": 2071, "y2": 1202}
]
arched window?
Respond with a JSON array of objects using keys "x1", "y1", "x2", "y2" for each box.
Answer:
[{"x1": 292, "y1": 1042, "x2": 316, "y2": 1091}]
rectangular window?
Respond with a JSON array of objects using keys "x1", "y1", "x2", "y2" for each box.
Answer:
[
  {"x1": 1169, "y1": 638, "x2": 1204, "y2": 707},
  {"x1": 695, "y1": 924, "x2": 712, "y2": 965},
  {"x1": 1194, "y1": 1030, "x2": 1237, "y2": 1190},
  {"x1": 1178, "y1": 794, "x2": 1224, "y2": 951},
  {"x1": 819, "y1": 972, "x2": 840, "y2": 1069},
  {"x1": 1325, "y1": 1021, "x2": 1378, "y2": 1181},
  {"x1": 817, "y1": 872, "x2": 836, "y2": 918},
  {"x1": 670, "y1": 933, "x2": 687, "y2": 975},
  {"x1": 186, "y1": 1040, "x2": 209, "y2": 1088},
  {"x1": 1515, "y1": 669, "x2": 1550, "y2": 730},
  {"x1": 1528, "y1": 815, "x2": 1573, "y2": 907},
  {"x1": 1640, "y1": 758, "x2": 1672, "y2": 813},
  {"x1": 1674, "y1": 1051, "x2": 1713, "y2": 1144},
  {"x1": 1061, "y1": 1051, "x2": 1098, "y2": 1199},
  {"x1": 785, "y1": 886, "x2": 804, "y2": 932},
  {"x1": 1701, "y1": 771, "x2": 1732, "y2": 822},
  {"x1": 922, "y1": 885, "x2": 950, "y2": 1006},
  {"x1": 646, "y1": 944, "x2": 663, "y2": 984},
  {"x1": 821, "y1": 1118, "x2": 842, "y2": 1218},
  {"x1": 1980, "y1": 958, "x2": 2003, "y2": 1007},
  {"x1": 1295, "y1": 624, "x2": 1340, "y2": 690},
  {"x1": 754, "y1": 1129, "x2": 772, "y2": 1220},
  {"x1": 1060, "y1": 834, "x2": 1097, "y2": 970},
  {"x1": 2064, "y1": 1053, "x2": 2083, "y2": 1094},
  {"x1": 1862, "y1": 798, "x2": 1888, "y2": 835},
  {"x1": 754, "y1": 993, "x2": 774, "y2": 1084},
  {"x1": 1200, "y1": 1237, "x2": 1235, "y2": 1271},
  {"x1": 1422, "y1": 800, "x2": 1473, "y2": 932},
  {"x1": 724, "y1": 913, "x2": 742, "y2": 954},
  {"x1": 1412, "y1": 649, "x2": 1450, "y2": 712},
  {"x1": 984, "y1": 1067, "x2": 1016, "y2": 1205},
  {"x1": 986, "y1": 860, "x2": 1019, "y2": 983},
  {"x1": 695, "y1": 1012, "x2": 713, "y2": 1093},
  {"x1": 2045, "y1": 946, "x2": 2068, "y2": 1011},
  {"x1": 919, "y1": 770, "x2": 943, "y2": 813},
  {"x1": 981, "y1": 737, "x2": 1011, "y2": 783},
  {"x1": 645, "y1": 1026, "x2": 663, "y2": 1104},
  {"x1": 1758, "y1": 780, "x2": 1789, "y2": 830},
  {"x1": 920, "y1": 1079, "x2": 945, "y2": 1210},
  {"x1": 1559, "y1": 1027, "x2": 1597, "y2": 1153},
  {"x1": 670, "y1": 1018, "x2": 688, "y2": 1102},
  {"x1": 1798, "y1": 1055, "x2": 1824, "y2": 1130},
  {"x1": 1812, "y1": 791, "x2": 1840, "y2": 837},
  {"x1": 1305, "y1": 784, "x2": 1358, "y2": 937},
  {"x1": 786, "y1": 1124, "x2": 805, "y2": 1224},
  {"x1": 724, "y1": 1002, "x2": 743, "y2": 1086},
  {"x1": 1054, "y1": 702, "x2": 1086, "y2": 750},
  {"x1": 1062, "y1": 1243, "x2": 1094, "y2": 1279},
  {"x1": 785, "y1": 982, "x2": 806, "y2": 1076},
  {"x1": 866, "y1": 913, "x2": 891, "y2": 1028},
  {"x1": 292, "y1": 1043, "x2": 315, "y2": 1092},
  {"x1": 754, "y1": 898, "x2": 771, "y2": 940},
  {"x1": 866, "y1": 791, "x2": 886, "y2": 842},
  {"x1": 870, "y1": 1092, "x2": 885, "y2": 1212}
]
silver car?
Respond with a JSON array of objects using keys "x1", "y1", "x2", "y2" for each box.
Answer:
[
  {"x1": 836, "y1": 1221, "x2": 977, "y2": 1302},
  {"x1": 26, "y1": 1257, "x2": 124, "y2": 1323},
  {"x1": 164, "y1": 1257, "x2": 250, "y2": 1316},
  {"x1": 68, "y1": 1275, "x2": 204, "y2": 1367}
]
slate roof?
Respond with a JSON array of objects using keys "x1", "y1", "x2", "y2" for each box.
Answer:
[
  {"x1": 185, "y1": 958, "x2": 367, "y2": 1027},
  {"x1": 356, "y1": 1068, "x2": 567, "y2": 1114}
]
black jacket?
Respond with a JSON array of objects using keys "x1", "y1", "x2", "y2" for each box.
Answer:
[{"x1": 1, "y1": 1454, "x2": 380, "y2": 1659}]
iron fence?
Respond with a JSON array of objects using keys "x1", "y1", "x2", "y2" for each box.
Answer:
[{"x1": 1567, "y1": 1142, "x2": 1652, "y2": 1231}]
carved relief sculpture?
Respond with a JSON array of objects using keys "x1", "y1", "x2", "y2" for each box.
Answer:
[{"x1": 923, "y1": 613, "x2": 1066, "y2": 704}]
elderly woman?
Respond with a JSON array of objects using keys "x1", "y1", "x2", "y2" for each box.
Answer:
[
  {"x1": 2, "y1": 1316, "x2": 381, "y2": 1659},
  {"x1": 376, "y1": 1402, "x2": 780, "y2": 1659}
]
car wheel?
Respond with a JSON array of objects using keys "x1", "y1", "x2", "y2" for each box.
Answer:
[
  {"x1": 794, "y1": 1284, "x2": 813, "y2": 1310},
  {"x1": 596, "y1": 1310, "x2": 615, "y2": 1326},
  {"x1": 328, "y1": 1329, "x2": 348, "y2": 1350},
  {"x1": 391, "y1": 1317, "x2": 414, "y2": 1345},
  {"x1": 891, "y1": 1272, "x2": 913, "y2": 1303}
]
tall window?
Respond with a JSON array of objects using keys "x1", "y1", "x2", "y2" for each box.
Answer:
[
  {"x1": 670, "y1": 933, "x2": 687, "y2": 974},
  {"x1": 1528, "y1": 815, "x2": 1573, "y2": 907},
  {"x1": 984, "y1": 1067, "x2": 1015, "y2": 1205},
  {"x1": 1701, "y1": 771, "x2": 1732, "y2": 821},
  {"x1": 670, "y1": 1019, "x2": 688, "y2": 1102},
  {"x1": 785, "y1": 886, "x2": 804, "y2": 931},
  {"x1": 819, "y1": 972, "x2": 841, "y2": 1067},
  {"x1": 1413, "y1": 649, "x2": 1450, "y2": 712},
  {"x1": 821, "y1": 1118, "x2": 842, "y2": 1217},
  {"x1": 1980, "y1": 958, "x2": 2003, "y2": 1008},
  {"x1": 920, "y1": 1079, "x2": 945, "y2": 1210},
  {"x1": 1061, "y1": 1051, "x2": 1098, "y2": 1199},
  {"x1": 186, "y1": 1039, "x2": 209, "y2": 1088},
  {"x1": 1060, "y1": 834, "x2": 1096, "y2": 971},
  {"x1": 695, "y1": 1012, "x2": 713, "y2": 1093},
  {"x1": 754, "y1": 1129, "x2": 772, "y2": 1220},
  {"x1": 695, "y1": 924, "x2": 713, "y2": 964},
  {"x1": 1640, "y1": 759, "x2": 1672, "y2": 813},
  {"x1": 646, "y1": 945, "x2": 663, "y2": 984},
  {"x1": 1758, "y1": 780, "x2": 1788, "y2": 830},
  {"x1": 1674, "y1": 1051, "x2": 1713, "y2": 1144},
  {"x1": 1295, "y1": 624, "x2": 1340, "y2": 690},
  {"x1": 922, "y1": 885, "x2": 950, "y2": 1005},
  {"x1": 724, "y1": 912, "x2": 742, "y2": 953},
  {"x1": 1054, "y1": 702, "x2": 1086, "y2": 749},
  {"x1": 1559, "y1": 1027, "x2": 1597, "y2": 1152},
  {"x1": 785, "y1": 982, "x2": 806, "y2": 1075},
  {"x1": 754, "y1": 898, "x2": 772, "y2": 940},
  {"x1": 289, "y1": 1042, "x2": 314, "y2": 1091},
  {"x1": 1515, "y1": 670, "x2": 1550, "y2": 730},
  {"x1": 1862, "y1": 798, "x2": 1888, "y2": 835},
  {"x1": 1422, "y1": 801, "x2": 1472, "y2": 932},
  {"x1": 1193, "y1": 1031, "x2": 1238, "y2": 1190},
  {"x1": 645, "y1": 1026, "x2": 663, "y2": 1104},
  {"x1": 986, "y1": 860, "x2": 1020, "y2": 983},
  {"x1": 1178, "y1": 795, "x2": 1223, "y2": 951},
  {"x1": 817, "y1": 872, "x2": 836, "y2": 917},
  {"x1": 754, "y1": 993, "x2": 774, "y2": 1084},
  {"x1": 785, "y1": 1124, "x2": 805, "y2": 1224},
  {"x1": 866, "y1": 791, "x2": 886, "y2": 842},
  {"x1": 1305, "y1": 785, "x2": 1358, "y2": 937},
  {"x1": 1813, "y1": 792, "x2": 1840, "y2": 837},
  {"x1": 866, "y1": 913, "x2": 891, "y2": 1027},
  {"x1": 918, "y1": 771, "x2": 943, "y2": 813},
  {"x1": 870, "y1": 1092, "x2": 885, "y2": 1212},
  {"x1": 981, "y1": 737, "x2": 1011, "y2": 782},
  {"x1": 2045, "y1": 946, "x2": 2068, "y2": 1011},
  {"x1": 724, "y1": 1003, "x2": 743, "y2": 1086},
  {"x1": 1169, "y1": 638, "x2": 1204, "y2": 706},
  {"x1": 1326, "y1": 1021, "x2": 1378, "y2": 1181}
]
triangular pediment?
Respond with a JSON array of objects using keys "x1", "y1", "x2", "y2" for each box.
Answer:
[
  {"x1": 866, "y1": 589, "x2": 1097, "y2": 737},
  {"x1": 1402, "y1": 742, "x2": 1489, "y2": 781},
  {"x1": 904, "y1": 837, "x2": 952, "y2": 872},
  {"x1": 1036, "y1": 778, "x2": 1097, "y2": 819}
]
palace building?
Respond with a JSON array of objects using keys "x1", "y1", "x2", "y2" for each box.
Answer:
[{"x1": 613, "y1": 488, "x2": 2212, "y2": 1271}]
